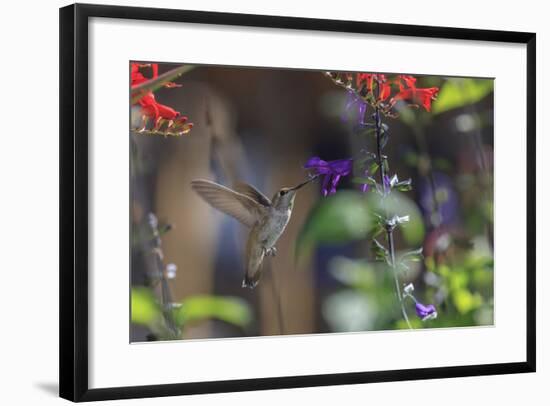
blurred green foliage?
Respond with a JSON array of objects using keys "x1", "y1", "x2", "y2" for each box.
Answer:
[
  {"x1": 131, "y1": 287, "x2": 253, "y2": 338},
  {"x1": 425, "y1": 253, "x2": 493, "y2": 326},
  {"x1": 131, "y1": 286, "x2": 161, "y2": 326},
  {"x1": 173, "y1": 295, "x2": 252, "y2": 328},
  {"x1": 297, "y1": 184, "x2": 493, "y2": 331},
  {"x1": 432, "y1": 78, "x2": 494, "y2": 114},
  {"x1": 323, "y1": 258, "x2": 400, "y2": 331},
  {"x1": 295, "y1": 191, "x2": 373, "y2": 259},
  {"x1": 296, "y1": 190, "x2": 425, "y2": 261},
  {"x1": 324, "y1": 249, "x2": 493, "y2": 331}
]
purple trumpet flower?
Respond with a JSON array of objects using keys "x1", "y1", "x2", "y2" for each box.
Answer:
[
  {"x1": 304, "y1": 157, "x2": 353, "y2": 196},
  {"x1": 360, "y1": 169, "x2": 370, "y2": 193},
  {"x1": 342, "y1": 90, "x2": 368, "y2": 125},
  {"x1": 415, "y1": 302, "x2": 437, "y2": 320}
]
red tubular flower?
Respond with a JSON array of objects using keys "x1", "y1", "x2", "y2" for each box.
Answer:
[
  {"x1": 356, "y1": 73, "x2": 391, "y2": 101},
  {"x1": 155, "y1": 103, "x2": 180, "y2": 121},
  {"x1": 357, "y1": 73, "x2": 387, "y2": 92},
  {"x1": 139, "y1": 94, "x2": 180, "y2": 121},
  {"x1": 130, "y1": 62, "x2": 193, "y2": 136},
  {"x1": 356, "y1": 73, "x2": 374, "y2": 91},
  {"x1": 391, "y1": 87, "x2": 439, "y2": 112},
  {"x1": 398, "y1": 75, "x2": 417, "y2": 91},
  {"x1": 151, "y1": 63, "x2": 158, "y2": 78},
  {"x1": 132, "y1": 63, "x2": 181, "y2": 121},
  {"x1": 131, "y1": 63, "x2": 157, "y2": 87},
  {"x1": 139, "y1": 94, "x2": 159, "y2": 119},
  {"x1": 327, "y1": 71, "x2": 438, "y2": 118},
  {"x1": 379, "y1": 82, "x2": 392, "y2": 101}
]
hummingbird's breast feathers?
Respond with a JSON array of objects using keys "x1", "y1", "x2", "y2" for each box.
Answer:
[{"x1": 191, "y1": 179, "x2": 268, "y2": 227}]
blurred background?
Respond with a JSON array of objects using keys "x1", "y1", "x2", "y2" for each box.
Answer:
[{"x1": 130, "y1": 63, "x2": 494, "y2": 342}]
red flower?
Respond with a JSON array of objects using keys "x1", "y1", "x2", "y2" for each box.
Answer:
[
  {"x1": 357, "y1": 73, "x2": 391, "y2": 101},
  {"x1": 356, "y1": 73, "x2": 375, "y2": 91},
  {"x1": 397, "y1": 75, "x2": 417, "y2": 91},
  {"x1": 326, "y1": 71, "x2": 439, "y2": 117},
  {"x1": 137, "y1": 87, "x2": 181, "y2": 122},
  {"x1": 139, "y1": 93, "x2": 180, "y2": 121},
  {"x1": 379, "y1": 82, "x2": 392, "y2": 101},
  {"x1": 131, "y1": 63, "x2": 157, "y2": 87},
  {"x1": 391, "y1": 87, "x2": 439, "y2": 112},
  {"x1": 130, "y1": 63, "x2": 192, "y2": 136}
]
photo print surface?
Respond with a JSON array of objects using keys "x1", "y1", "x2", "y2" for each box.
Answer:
[{"x1": 130, "y1": 62, "x2": 494, "y2": 342}]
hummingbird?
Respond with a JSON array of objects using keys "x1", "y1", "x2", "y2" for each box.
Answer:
[{"x1": 191, "y1": 177, "x2": 316, "y2": 289}]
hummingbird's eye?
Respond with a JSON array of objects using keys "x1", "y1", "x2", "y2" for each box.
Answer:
[{"x1": 279, "y1": 190, "x2": 286, "y2": 196}]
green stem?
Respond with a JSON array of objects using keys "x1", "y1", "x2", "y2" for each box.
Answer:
[
  {"x1": 387, "y1": 226, "x2": 412, "y2": 329},
  {"x1": 373, "y1": 105, "x2": 413, "y2": 329},
  {"x1": 149, "y1": 214, "x2": 180, "y2": 339}
]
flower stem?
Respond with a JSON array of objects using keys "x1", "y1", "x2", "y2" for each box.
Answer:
[
  {"x1": 373, "y1": 106, "x2": 413, "y2": 329},
  {"x1": 149, "y1": 214, "x2": 180, "y2": 339},
  {"x1": 387, "y1": 225, "x2": 413, "y2": 329},
  {"x1": 374, "y1": 108, "x2": 385, "y2": 188}
]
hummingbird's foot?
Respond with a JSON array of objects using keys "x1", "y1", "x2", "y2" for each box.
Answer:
[{"x1": 264, "y1": 247, "x2": 277, "y2": 257}]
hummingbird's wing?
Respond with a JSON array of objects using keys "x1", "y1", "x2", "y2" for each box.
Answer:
[
  {"x1": 191, "y1": 179, "x2": 266, "y2": 227},
  {"x1": 233, "y1": 182, "x2": 272, "y2": 207}
]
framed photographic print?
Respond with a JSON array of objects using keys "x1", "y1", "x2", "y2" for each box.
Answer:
[{"x1": 59, "y1": 3, "x2": 536, "y2": 402}]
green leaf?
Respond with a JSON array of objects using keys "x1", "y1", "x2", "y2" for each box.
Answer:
[
  {"x1": 368, "y1": 161, "x2": 380, "y2": 175},
  {"x1": 395, "y1": 179, "x2": 412, "y2": 192},
  {"x1": 173, "y1": 295, "x2": 252, "y2": 328},
  {"x1": 371, "y1": 238, "x2": 389, "y2": 264},
  {"x1": 432, "y1": 78, "x2": 494, "y2": 114},
  {"x1": 382, "y1": 158, "x2": 389, "y2": 173},
  {"x1": 131, "y1": 287, "x2": 161, "y2": 326},
  {"x1": 296, "y1": 191, "x2": 373, "y2": 259},
  {"x1": 399, "y1": 247, "x2": 424, "y2": 264}
]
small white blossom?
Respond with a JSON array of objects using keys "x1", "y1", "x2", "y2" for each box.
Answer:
[
  {"x1": 396, "y1": 215, "x2": 410, "y2": 224},
  {"x1": 148, "y1": 213, "x2": 159, "y2": 229},
  {"x1": 165, "y1": 263, "x2": 177, "y2": 279},
  {"x1": 389, "y1": 174, "x2": 399, "y2": 187},
  {"x1": 422, "y1": 311, "x2": 438, "y2": 321},
  {"x1": 403, "y1": 283, "x2": 415, "y2": 295}
]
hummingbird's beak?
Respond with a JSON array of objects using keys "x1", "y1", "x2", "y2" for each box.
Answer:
[{"x1": 290, "y1": 175, "x2": 319, "y2": 191}]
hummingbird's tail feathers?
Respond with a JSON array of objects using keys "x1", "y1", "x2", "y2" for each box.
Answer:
[{"x1": 242, "y1": 272, "x2": 261, "y2": 289}]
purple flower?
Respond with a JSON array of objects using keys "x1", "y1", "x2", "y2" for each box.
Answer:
[
  {"x1": 342, "y1": 91, "x2": 368, "y2": 125},
  {"x1": 415, "y1": 302, "x2": 437, "y2": 320},
  {"x1": 304, "y1": 157, "x2": 353, "y2": 196},
  {"x1": 360, "y1": 170, "x2": 370, "y2": 193},
  {"x1": 383, "y1": 174, "x2": 391, "y2": 193}
]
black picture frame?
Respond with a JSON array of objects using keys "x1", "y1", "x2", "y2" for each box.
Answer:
[{"x1": 59, "y1": 3, "x2": 536, "y2": 402}]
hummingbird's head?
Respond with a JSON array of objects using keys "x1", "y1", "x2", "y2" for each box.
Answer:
[
  {"x1": 271, "y1": 187, "x2": 297, "y2": 210},
  {"x1": 271, "y1": 176, "x2": 318, "y2": 210}
]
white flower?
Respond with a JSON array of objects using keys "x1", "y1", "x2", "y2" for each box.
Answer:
[
  {"x1": 403, "y1": 283, "x2": 415, "y2": 296},
  {"x1": 165, "y1": 263, "x2": 177, "y2": 279}
]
